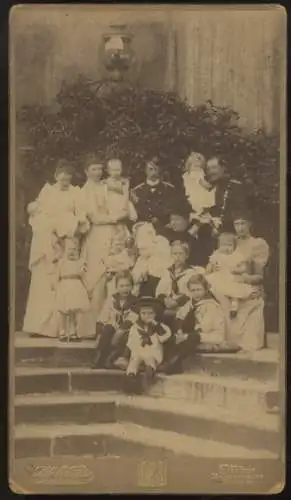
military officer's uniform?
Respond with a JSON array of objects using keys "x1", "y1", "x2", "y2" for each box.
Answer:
[
  {"x1": 130, "y1": 180, "x2": 177, "y2": 227},
  {"x1": 213, "y1": 177, "x2": 250, "y2": 231}
]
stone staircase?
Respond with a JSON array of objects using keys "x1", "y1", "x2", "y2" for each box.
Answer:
[{"x1": 12, "y1": 332, "x2": 282, "y2": 466}]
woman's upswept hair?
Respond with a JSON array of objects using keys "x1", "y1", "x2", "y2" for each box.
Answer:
[
  {"x1": 55, "y1": 159, "x2": 74, "y2": 177},
  {"x1": 107, "y1": 158, "x2": 122, "y2": 168},
  {"x1": 232, "y1": 209, "x2": 253, "y2": 224},
  {"x1": 83, "y1": 152, "x2": 104, "y2": 171}
]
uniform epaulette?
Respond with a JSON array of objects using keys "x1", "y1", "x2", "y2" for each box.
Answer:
[
  {"x1": 163, "y1": 181, "x2": 175, "y2": 188},
  {"x1": 229, "y1": 179, "x2": 242, "y2": 185},
  {"x1": 131, "y1": 183, "x2": 145, "y2": 191}
]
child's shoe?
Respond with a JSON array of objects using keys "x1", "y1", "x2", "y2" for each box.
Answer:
[
  {"x1": 59, "y1": 330, "x2": 68, "y2": 342},
  {"x1": 230, "y1": 310, "x2": 238, "y2": 319},
  {"x1": 142, "y1": 366, "x2": 155, "y2": 392},
  {"x1": 230, "y1": 299, "x2": 238, "y2": 319}
]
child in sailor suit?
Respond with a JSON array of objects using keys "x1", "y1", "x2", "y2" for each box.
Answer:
[{"x1": 126, "y1": 297, "x2": 171, "y2": 389}]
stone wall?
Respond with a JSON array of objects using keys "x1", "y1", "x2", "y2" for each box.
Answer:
[{"x1": 10, "y1": 6, "x2": 283, "y2": 132}]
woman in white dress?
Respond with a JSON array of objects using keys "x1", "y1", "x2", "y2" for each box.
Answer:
[
  {"x1": 78, "y1": 155, "x2": 131, "y2": 338},
  {"x1": 23, "y1": 160, "x2": 84, "y2": 337},
  {"x1": 212, "y1": 211, "x2": 270, "y2": 351}
]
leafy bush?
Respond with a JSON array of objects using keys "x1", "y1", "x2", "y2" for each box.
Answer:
[{"x1": 17, "y1": 75, "x2": 280, "y2": 331}]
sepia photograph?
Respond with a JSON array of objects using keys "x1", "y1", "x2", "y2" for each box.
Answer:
[{"x1": 9, "y1": 4, "x2": 286, "y2": 494}]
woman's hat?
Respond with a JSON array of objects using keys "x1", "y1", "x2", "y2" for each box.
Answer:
[
  {"x1": 168, "y1": 200, "x2": 191, "y2": 218},
  {"x1": 132, "y1": 296, "x2": 165, "y2": 315}
]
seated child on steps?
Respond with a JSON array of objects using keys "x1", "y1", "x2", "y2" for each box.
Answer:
[
  {"x1": 175, "y1": 273, "x2": 226, "y2": 347},
  {"x1": 156, "y1": 240, "x2": 205, "y2": 330},
  {"x1": 125, "y1": 297, "x2": 171, "y2": 394},
  {"x1": 91, "y1": 271, "x2": 137, "y2": 369}
]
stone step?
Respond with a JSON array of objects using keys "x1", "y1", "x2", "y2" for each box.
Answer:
[
  {"x1": 189, "y1": 349, "x2": 279, "y2": 381},
  {"x1": 14, "y1": 422, "x2": 277, "y2": 460},
  {"x1": 15, "y1": 392, "x2": 117, "y2": 425},
  {"x1": 117, "y1": 395, "x2": 280, "y2": 455},
  {"x1": 14, "y1": 367, "x2": 280, "y2": 415},
  {"x1": 14, "y1": 332, "x2": 279, "y2": 380},
  {"x1": 14, "y1": 392, "x2": 280, "y2": 455},
  {"x1": 14, "y1": 336, "x2": 95, "y2": 367}
]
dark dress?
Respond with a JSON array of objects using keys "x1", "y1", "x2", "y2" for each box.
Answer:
[
  {"x1": 138, "y1": 278, "x2": 160, "y2": 298},
  {"x1": 158, "y1": 225, "x2": 204, "y2": 267}
]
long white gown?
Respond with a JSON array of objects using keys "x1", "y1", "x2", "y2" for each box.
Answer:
[
  {"x1": 78, "y1": 180, "x2": 122, "y2": 337},
  {"x1": 23, "y1": 183, "x2": 83, "y2": 336}
]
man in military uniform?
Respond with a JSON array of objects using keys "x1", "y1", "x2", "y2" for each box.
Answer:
[
  {"x1": 205, "y1": 156, "x2": 250, "y2": 232},
  {"x1": 130, "y1": 157, "x2": 178, "y2": 228}
]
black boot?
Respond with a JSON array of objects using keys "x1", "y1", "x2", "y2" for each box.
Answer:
[
  {"x1": 124, "y1": 373, "x2": 142, "y2": 394},
  {"x1": 163, "y1": 355, "x2": 183, "y2": 375},
  {"x1": 124, "y1": 373, "x2": 136, "y2": 394},
  {"x1": 91, "y1": 327, "x2": 114, "y2": 369},
  {"x1": 104, "y1": 351, "x2": 118, "y2": 369},
  {"x1": 90, "y1": 351, "x2": 105, "y2": 369}
]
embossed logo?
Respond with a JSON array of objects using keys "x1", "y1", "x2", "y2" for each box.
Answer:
[
  {"x1": 211, "y1": 463, "x2": 264, "y2": 485},
  {"x1": 25, "y1": 464, "x2": 94, "y2": 485},
  {"x1": 138, "y1": 460, "x2": 167, "y2": 488}
]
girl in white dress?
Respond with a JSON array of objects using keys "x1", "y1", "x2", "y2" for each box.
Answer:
[
  {"x1": 55, "y1": 237, "x2": 90, "y2": 341},
  {"x1": 23, "y1": 160, "x2": 84, "y2": 337}
]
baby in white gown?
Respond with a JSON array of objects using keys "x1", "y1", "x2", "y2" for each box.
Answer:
[
  {"x1": 104, "y1": 158, "x2": 137, "y2": 223},
  {"x1": 183, "y1": 152, "x2": 215, "y2": 215},
  {"x1": 182, "y1": 152, "x2": 221, "y2": 235},
  {"x1": 27, "y1": 161, "x2": 86, "y2": 267},
  {"x1": 206, "y1": 232, "x2": 255, "y2": 318},
  {"x1": 131, "y1": 222, "x2": 172, "y2": 295}
]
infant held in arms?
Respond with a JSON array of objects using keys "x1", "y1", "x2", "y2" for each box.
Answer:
[{"x1": 206, "y1": 232, "x2": 255, "y2": 318}]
